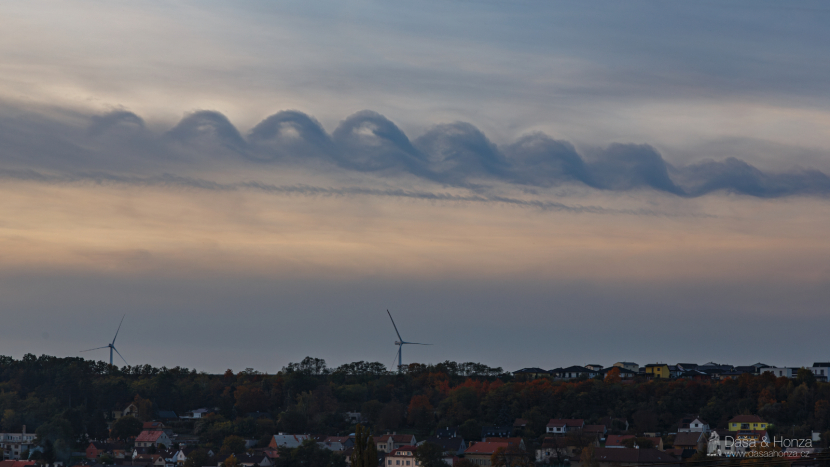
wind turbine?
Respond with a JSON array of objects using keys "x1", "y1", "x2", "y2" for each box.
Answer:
[
  {"x1": 387, "y1": 310, "x2": 431, "y2": 371},
  {"x1": 81, "y1": 315, "x2": 128, "y2": 366}
]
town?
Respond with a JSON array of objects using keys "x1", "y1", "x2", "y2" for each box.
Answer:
[{"x1": 2, "y1": 355, "x2": 830, "y2": 467}]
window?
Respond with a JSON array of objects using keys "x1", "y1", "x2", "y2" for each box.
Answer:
[
  {"x1": 406, "y1": 462, "x2": 410, "y2": 466},
  {"x1": 388, "y1": 461, "x2": 392, "y2": 465}
]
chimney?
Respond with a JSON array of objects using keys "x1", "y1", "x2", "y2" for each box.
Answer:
[{"x1": 22, "y1": 425, "x2": 26, "y2": 434}]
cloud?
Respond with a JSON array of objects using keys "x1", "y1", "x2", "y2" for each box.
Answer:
[{"x1": 1, "y1": 105, "x2": 829, "y2": 199}]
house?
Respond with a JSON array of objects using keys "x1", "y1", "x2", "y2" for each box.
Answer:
[
  {"x1": 133, "y1": 454, "x2": 166, "y2": 467},
  {"x1": 612, "y1": 362, "x2": 639, "y2": 373},
  {"x1": 599, "y1": 367, "x2": 636, "y2": 379},
  {"x1": 236, "y1": 453, "x2": 272, "y2": 467},
  {"x1": 319, "y1": 436, "x2": 354, "y2": 451},
  {"x1": 384, "y1": 445, "x2": 455, "y2": 467},
  {"x1": 481, "y1": 438, "x2": 524, "y2": 451},
  {"x1": 762, "y1": 366, "x2": 829, "y2": 382},
  {"x1": 677, "y1": 416, "x2": 709, "y2": 433},
  {"x1": 135, "y1": 430, "x2": 173, "y2": 448},
  {"x1": 727, "y1": 415, "x2": 767, "y2": 431},
  {"x1": 112, "y1": 403, "x2": 139, "y2": 421},
  {"x1": 582, "y1": 425, "x2": 607, "y2": 440},
  {"x1": 174, "y1": 448, "x2": 215, "y2": 466},
  {"x1": 157, "y1": 411, "x2": 179, "y2": 421},
  {"x1": 419, "y1": 437, "x2": 466, "y2": 456},
  {"x1": 376, "y1": 434, "x2": 417, "y2": 453},
  {"x1": 269, "y1": 434, "x2": 311, "y2": 449},
  {"x1": 644, "y1": 364, "x2": 670, "y2": 379},
  {"x1": 512, "y1": 419, "x2": 528, "y2": 429},
  {"x1": 480, "y1": 426, "x2": 512, "y2": 439},
  {"x1": 435, "y1": 427, "x2": 458, "y2": 438},
  {"x1": 86, "y1": 442, "x2": 127, "y2": 460},
  {"x1": 677, "y1": 370, "x2": 710, "y2": 381},
  {"x1": 545, "y1": 419, "x2": 584, "y2": 435},
  {"x1": 672, "y1": 432, "x2": 706, "y2": 452},
  {"x1": 551, "y1": 366, "x2": 598, "y2": 380},
  {"x1": 585, "y1": 364, "x2": 603, "y2": 371},
  {"x1": 511, "y1": 368, "x2": 549, "y2": 379},
  {"x1": 675, "y1": 363, "x2": 698, "y2": 372},
  {"x1": 463, "y1": 442, "x2": 509, "y2": 466},
  {"x1": 143, "y1": 422, "x2": 174, "y2": 436},
  {"x1": 0, "y1": 428, "x2": 37, "y2": 460},
  {"x1": 590, "y1": 448, "x2": 678, "y2": 466},
  {"x1": 535, "y1": 438, "x2": 579, "y2": 463},
  {"x1": 180, "y1": 408, "x2": 215, "y2": 419},
  {"x1": 604, "y1": 435, "x2": 663, "y2": 451}
]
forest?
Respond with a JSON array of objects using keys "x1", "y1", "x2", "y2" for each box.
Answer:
[{"x1": 2, "y1": 354, "x2": 829, "y2": 459}]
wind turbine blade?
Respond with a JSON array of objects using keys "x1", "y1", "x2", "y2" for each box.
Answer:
[
  {"x1": 112, "y1": 346, "x2": 128, "y2": 366},
  {"x1": 112, "y1": 314, "x2": 126, "y2": 345},
  {"x1": 387, "y1": 310, "x2": 403, "y2": 341},
  {"x1": 402, "y1": 342, "x2": 432, "y2": 345},
  {"x1": 80, "y1": 346, "x2": 109, "y2": 352}
]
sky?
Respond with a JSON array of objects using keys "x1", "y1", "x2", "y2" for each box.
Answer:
[{"x1": 1, "y1": 1, "x2": 830, "y2": 373}]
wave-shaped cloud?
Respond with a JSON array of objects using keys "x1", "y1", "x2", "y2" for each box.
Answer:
[{"x1": 3, "y1": 106, "x2": 829, "y2": 198}]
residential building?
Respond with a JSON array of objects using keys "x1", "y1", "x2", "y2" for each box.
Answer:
[
  {"x1": 376, "y1": 434, "x2": 417, "y2": 454},
  {"x1": 613, "y1": 362, "x2": 639, "y2": 373},
  {"x1": 675, "y1": 363, "x2": 698, "y2": 372},
  {"x1": 86, "y1": 442, "x2": 127, "y2": 460},
  {"x1": 180, "y1": 408, "x2": 215, "y2": 419},
  {"x1": 644, "y1": 364, "x2": 670, "y2": 379},
  {"x1": 0, "y1": 428, "x2": 36, "y2": 460},
  {"x1": 463, "y1": 442, "x2": 509, "y2": 466},
  {"x1": 511, "y1": 368, "x2": 549, "y2": 379},
  {"x1": 111, "y1": 403, "x2": 139, "y2": 421},
  {"x1": 585, "y1": 364, "x2": 603, "y2": 371},
  {"x1": 677, "y1": 416, "x2": 709, "y2": 433},
  {"x1": 545, "y1": 419, "x2": 584, "y2": 435},
  {"x1": 318, "y1": 436, "x2": 354, "y2": 451},
  {"x1": 762, "y1": 366, "x2": 829, "y2": 382},
  {"x1": 269, "y1": 434, "x2": 311, "y2": 449},
  {"x1": 599, "y1": 367, "x2": 636, "y2": 379},
  {"x1": 481, "y1": 438, "x2": 524, "y2": 451},
  {"x1": 551, "y1": 366, "x2": 598, "y2": 380},
  {"x1": 480, "y1": 426, "x2": 512, "y2": 439},
  {"x1": 135, "y1": 431, "x2": 173, "y2": 448},
  {"x1": 385, "y1": 446, "x2": 455, "y2": 467},
  {"x1": 143, "y1": 422, "x2": 174, "y2": 437},
  {"x1": 582, "y1": 425, "x2": 607, "y2": 440},
  {"x1": 727, "y1": 415, "x2": 767, "y2": 431},
  {"x1": 236, "y1": 453, "x2": 272, "y2": 467},
  {"x1": 673, "y1": 432, "x2": 707, "y2": 452},
  {"x1": 604, "y1": 435, "x2": 663, "y2": 451},
  {"x1": 435, "y1": 427, "x2": 458, "y2": 438}
]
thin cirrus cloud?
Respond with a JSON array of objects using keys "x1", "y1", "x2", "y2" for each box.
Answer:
[{"x1": 4, "y1": 106, "x2": 829, "y2": 200}]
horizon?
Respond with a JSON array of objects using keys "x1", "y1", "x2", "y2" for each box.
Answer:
[{"x1": 2, "y1": 1, "x2": 830, "y2": 374}]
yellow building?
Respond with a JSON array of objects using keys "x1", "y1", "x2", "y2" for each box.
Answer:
[
  {"x1": 728, "y1": 415, "x2": 768, "y2": 431},
  {"x1": 645, "y1": 364, "x2": 670, "y2": 379}
]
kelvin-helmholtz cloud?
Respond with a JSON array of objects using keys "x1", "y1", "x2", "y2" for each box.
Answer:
[{"x1": 3, "y1": 106, "x2": 830, "y2": 199}]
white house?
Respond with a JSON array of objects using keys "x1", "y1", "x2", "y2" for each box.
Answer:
[
  {"x1": 0, "y1": 427, "x2": 36, "y2": 460},
  {"x1": 762, "y1": 367, "x2": 829, "y2": 381}
]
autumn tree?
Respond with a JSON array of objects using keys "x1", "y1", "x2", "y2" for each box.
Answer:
[
  {"x1": 579, "y1": 445, "x2": 598, "y2": 467},
  {"x1": 184, "y1": 449, "x2": 210, "y2": 467},
  {"x1": 604, "y1": 367, "x2": 621, "y2": 383},
  {"x1": 408, "y1": 395, "x2": 434, "y2": 432}
]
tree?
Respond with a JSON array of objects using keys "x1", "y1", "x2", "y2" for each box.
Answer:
[
  {"x1": 414, "y1": 442, "x2": 448, "y2": 467},
  {"x1": 223, "y1": 456, "x2": 239, "y2": 467},
  {"x1": 274, "y1": 440, "x2": 347, "y2": 467},
  {"x1": 604, "y1": 367, "x2": 621, "y2": 384},
  {"x1": 184, "y1": 449, "x2": 211, "y2": 467},
  {"x1": 408, "y1": 395, "x2": 434, "y2": 433},
  {"x1": 350, "y1": 424, "x2": 378, "y2": 467},
  {"x1": 796, "y1": 369, "x2": 817, "y2": 387},
  {"x1": 221, "y1": 435, "x2": 248, "y2": 456},
  {"x1": 111, "y1": 415, "x2": 143, "y2": 440},
  {"x1": 579, "y1": 445, "x2": 598, "y2": 467}
]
